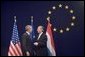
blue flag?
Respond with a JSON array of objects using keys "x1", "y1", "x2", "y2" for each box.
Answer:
[{"x1": 30, "y1": 16, "x2": 35, "y2": 41}]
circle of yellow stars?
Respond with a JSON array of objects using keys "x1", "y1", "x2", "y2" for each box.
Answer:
[{"x1": 47, "y1": 4, "x2": 76, "y2": 34}]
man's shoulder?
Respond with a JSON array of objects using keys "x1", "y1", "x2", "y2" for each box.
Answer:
[
  {"x1": 23, "y1": 33, "x2": 28, "y2": 36},
  {"x1": 42, "y1": 33, "x2": 47, "y2": 37},
  {"x1": 40, "y1": 33, "x2": 47, "y2": 40}
]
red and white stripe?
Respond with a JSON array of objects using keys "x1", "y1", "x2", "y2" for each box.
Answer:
[
  {"x1": 8, "y1": 41, "x2": 23, "y2": 56},
  {"x1": 46, "y1": 21, "x2": 56, "y2": 56}
]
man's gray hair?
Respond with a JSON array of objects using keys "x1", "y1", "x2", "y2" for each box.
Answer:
[
  {"x1": 39, "y1": 26, "x2": 44, "y2": 32},
  {"x1": 25, "y1": 25, "x2": 32, "y2": 31}
]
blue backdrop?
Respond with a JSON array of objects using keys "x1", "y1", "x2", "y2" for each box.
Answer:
[{"x1": 1, "y1": 1, "x2": 84, "y2": 56}]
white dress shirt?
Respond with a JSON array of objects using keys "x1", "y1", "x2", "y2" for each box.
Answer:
[
  {"x1": 26, "y1": 31, "x2": 30, "y2": 35},
  {"x1": 37, "y1": 32, "x2": 43, "y2": 40}
]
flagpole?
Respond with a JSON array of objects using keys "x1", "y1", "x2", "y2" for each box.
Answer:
[
  {"x1": 31, "y1": 16, "x2": 33, "y2": 22},
  {"x1": 14, "y1": 16, "x2": 16, "y2": 22},
  {"x1": 31, "y1": 16, "x2": 35, "y2": 39},
  {"x1": 47, "y1": 17, "x2": 52, "y2": 26},
  {"x1": 47, "y1": 17, "x2": 50, "y2": 22}
]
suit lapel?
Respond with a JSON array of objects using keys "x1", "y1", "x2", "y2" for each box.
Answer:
[{"x1": 37, "y1": 33, "x2": 43, "y2": 40}]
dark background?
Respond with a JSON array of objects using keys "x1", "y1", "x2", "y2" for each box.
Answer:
[{"x1": 1, "y1": 1, "x2": 84, "y2": 56}]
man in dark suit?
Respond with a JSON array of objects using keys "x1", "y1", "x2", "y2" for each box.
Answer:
[
  {"x1": 21, "y1": 25, "x2": 34, "y2": 56},
  {"x1": 34, "y1": 26, "x2": 48, "y2": 56}
]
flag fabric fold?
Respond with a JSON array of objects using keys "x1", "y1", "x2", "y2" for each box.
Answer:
[
  {"x1": 8, "y1": 19, "x2": 23, "y2": 56},
  {"x1": 46, "y1": 20, "x2": 56, "y2": 56}
]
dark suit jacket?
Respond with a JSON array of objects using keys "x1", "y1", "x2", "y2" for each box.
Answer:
[
  {"x1": 21, "y1": 33, "x2": 34, "y2": 56},
  {"x1": 34, "y1": 33, "x2": 48, "y2": 56}
]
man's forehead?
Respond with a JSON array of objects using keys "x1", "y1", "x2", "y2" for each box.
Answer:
[
  {"x1": 26, "y1": 25, "x2": 32, "y2": 28},
  {"x1": 38, "y1": 26, "x2": 42, "y2": 28}
]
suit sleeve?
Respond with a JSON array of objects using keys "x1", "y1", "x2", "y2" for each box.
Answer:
[{"x1": 21, "y1": 34, "x2": 27, "y2": 52}]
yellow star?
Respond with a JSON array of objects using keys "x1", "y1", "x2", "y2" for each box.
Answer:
[
  {"x1": 48, "y1": 10, "x2": 51, "y2": 14},
  {"x1": 59, "y1": 4, "x2": 62, "y2": 8},
  {"x1": 52, "y1": 6, "x2": 56, "y2": 10},
  {"x1": 66, "y1": 27, "x2": 70, "y2": 31},
  {"x1": 70, "y1": 10, "x2": 73, "y2": 13},
  {"x1": 65, "y1": 5, "x2": 68, "y2": 9},
  {"x1": 60, "y1": 29, "x2": 63, "y2": 33},
  {"x1": 71, "y1": 22, "x2": 74, "y2": 26},
  {"x1": 72, "y1": 16, "x2": 76, "y2": 20},
  {"x1": 53, "y1": 28, "x2": 57, "y2": 31}
]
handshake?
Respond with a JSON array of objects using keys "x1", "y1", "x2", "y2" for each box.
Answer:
[
  {"x1": 25, "y1": 25, "x2": 44, "y2": 46},
  {"x1": 34, "y1": 42, "x2": 38, "y2": 46},
  {"x1": 22, "y1": 25, "x2": 47, "y2": 56}
]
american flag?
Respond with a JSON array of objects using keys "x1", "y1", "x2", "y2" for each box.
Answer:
[{"x1": 8, "y1": 18, "x2": 23, "y2": 56}]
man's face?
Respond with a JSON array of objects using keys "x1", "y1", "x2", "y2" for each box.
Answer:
[
  {"x1": 26, "y1": 25, "x2": 32, "y2": 33},
  {"x1": 37, "y1": 26, "x2": 42, "y2": 33},
  {"x1": 29, "y1": 26, "x2": 32, "y2": 33},
  {"x1": 30, "y1": 28, "x2": 32, "y2": 32}
]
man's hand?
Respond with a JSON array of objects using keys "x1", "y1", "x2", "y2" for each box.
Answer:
[
  {"x1": 26, "y1": 51, "x2": 30, "y2": 56},
  {"x1": 34, "y1": 42, "x2": 38, "y2": 46}
]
